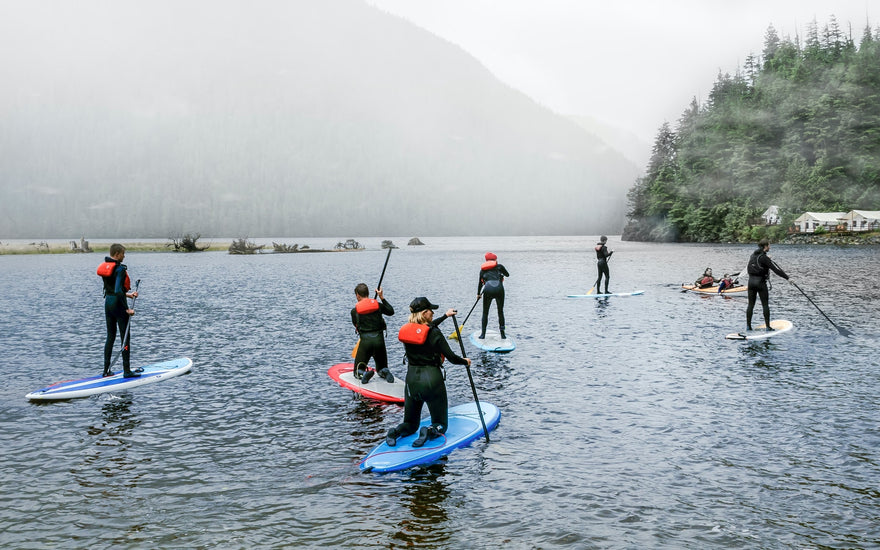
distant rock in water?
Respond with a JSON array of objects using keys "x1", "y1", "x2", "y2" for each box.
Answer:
[
  {"x1": 381, "y1": 240, "x2": 398, "y2": 249},
  {"x1": 408, "y1": 237, "x2": 425, "y2": 246}
]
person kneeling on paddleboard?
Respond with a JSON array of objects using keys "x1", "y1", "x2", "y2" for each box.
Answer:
[
  {"x1": 385, "y1": 297, "x2": 471, "y2": 448},
  {"x1": 351, "y1": 283, "x2": 395, "y2": 383},
  {"x1": 98, "y1": 243, "x2": 140, "y2": 378}
]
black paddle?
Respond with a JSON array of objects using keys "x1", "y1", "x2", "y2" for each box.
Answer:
[
  {"x1": 374, "y1": 246, "x2": 392, "y2": 298},
  {"x1": 451, "y1": 314, "x2": 490, "y2": 442},
  {"x1": 769, "y1": 259, "x2": 851, "y2": 336},
  {"x1": 449, "y1": 293, "x2": 481, "y2": 340},
  {"x1": 107, "y1": 279, "x2": 140, "y2": 373},
  {"x1": 789, "y1": 279, "x2": 852, "y2": 337}
]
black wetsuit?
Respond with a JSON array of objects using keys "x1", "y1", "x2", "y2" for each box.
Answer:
[
  {"x1": 746, "y1": 248, "x2": 789, "y2": 330},
  {"x1": 101, "y1": 258, "x2": 131, "y2": 374},
  {"x1": 594, "y1": 244, "x2": 613, "y2": 294},
  {"x1": 350, "y1": 298, "x2": 394, "y2": 375},
  {"x1": 478, "y1": 263, "x2": 510, "y2": 337},
  {"x1": 394, "y1": 314, "x2": 468, "y2": 438}
]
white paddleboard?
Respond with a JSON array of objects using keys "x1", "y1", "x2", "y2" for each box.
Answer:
[
  {"x1": 567, "y1": 290, "x2": 645, "y2": 298},
  {"x1": 26, "y1": 357, "x2": 193, "y2": 401},
  {"x1": 725, "y1": 320, "x2": 794, "y2": 340},
  {"x1": 327, "y1": 362, "x2": 405, "y2": 403},
  {"x1": 469, "y1": 330, "x2": 515, "y2": 353}
]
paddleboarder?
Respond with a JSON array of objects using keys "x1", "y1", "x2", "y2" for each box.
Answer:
[
  {"x1": 97, "y1": 243, "x2": 139, "y2": 378},
  {"x1": 593, "y1": 236, "x2": 613, "y2": 295},
  {"x1": 478, "y1": 252, "x2": 510, "y2": 339},
  {"x1": 351, "y1": 283, "x2": 395, "y2": 383},
  {"x1": 385, "y1": 297, "x2": 471, "y2": 448},
  {"x1": 745, "y1": 239, "x2": 790, "y2": 331}
]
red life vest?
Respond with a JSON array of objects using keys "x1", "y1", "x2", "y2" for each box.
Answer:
[
  {"x1": 355, "y1": 298, "x2": 380, "y2": 314},
  {"x1": 481, "y1": 260, "x2": 497, "y2": 271},
  {"x1": 398, "y1": 322, "x2": 429, "y2": 345},
  {"x1": 97, "y1": 261, "x2": 130, "y2": 291},
  {"x1": 699, "y1": 276, "x2": 714, "y2": 286}
]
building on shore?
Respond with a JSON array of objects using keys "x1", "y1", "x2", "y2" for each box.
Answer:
[{"x1": 841, "y1": 210, "x2": 880, "y2": 232}]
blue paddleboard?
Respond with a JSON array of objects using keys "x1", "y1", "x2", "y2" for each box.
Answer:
[
  {"x1": 469, "y1": 330, "x2": 515, "y2": 353},
  {"x1": 26, "y1": 357, "x2": 193, "y2": 401},
  {"x1": 360, "y1": 402, "x2": 500, "y2": 473},
  {"x1": 567, "y1": 290, "x2": 645, "y2": 298}
]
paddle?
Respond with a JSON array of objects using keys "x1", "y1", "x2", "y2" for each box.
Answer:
[
  {"x1": 449, "y1": 293, "x2": 481, "y2": 340},
  {"x1": 451, "y1": 314, "x2": 490, "y2": 442},
  {"x1": 107, "y1": 279, "x2": 140, "y2": 372},
  {"x1": 787, "y1": 278, "x2": 852, "y2": 336},
  {"x1": 353, "y1": 247, "x2": 394, "y2": 357},
  {"x1": 768, "y1": 259, "x2": 851, "y2": 336}
]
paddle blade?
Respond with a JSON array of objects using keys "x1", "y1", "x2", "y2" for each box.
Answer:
[
  {"x1": 837, "y1": 326, "x2": 853, "y2": 337},
  {"x1": 351, "y1": 339, "x2": 359, "y2": 358},
  {"x1": 448, "y1": 323, "x2": 464, "y2": 340},
  {"x1": 587, "y1": 286, "x2": 595, "y2": 295}
]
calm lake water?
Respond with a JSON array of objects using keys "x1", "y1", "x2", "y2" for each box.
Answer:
[{"x1": 1, "y1": 236, "x2": 878, "y2": 549}]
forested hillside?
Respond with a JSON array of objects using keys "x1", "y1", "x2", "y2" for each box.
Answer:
[{"x1": 623, "y1": 17, "x2": 880, "y2": 242}]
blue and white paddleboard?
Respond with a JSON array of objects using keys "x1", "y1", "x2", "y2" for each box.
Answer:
[
  {"x1": 26, "y1": 357, "x2": 193, "y2": 401},
  {"x1": 469, "y1": 330, "x2": 515, "y2": 353},
  {"x1": 567, "y1": 290, "x2": 645, "y2": 298},
  {"x1": 725, "y1": 320, "x2": 793, "y2": 340},
  {"x1": 360, "y1": 402, "x2": 500, "y2": 473}
]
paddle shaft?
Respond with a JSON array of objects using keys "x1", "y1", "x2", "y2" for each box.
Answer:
[
  {"x1": 772, "y1": 264, "x2": 851, "y2": 336},
  {"x1": 451, "y1": 314, "x2": 490, "y2": 442},
  {"x1": 374, "y1": 247, "x2": 392, "y2": 298},
  {"x1": 109, "y1": 279, "x2": 140, "y2": 369}
]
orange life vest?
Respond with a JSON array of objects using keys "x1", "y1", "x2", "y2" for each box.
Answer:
[
  {"x1": 97, "y1": 261, "x2": 130, "y2": 291},
  {"x1": 398, "y1": 322, "x2": 429, "y2": 345},
  {"x1": 355, "y1": 298, "x2": 380, "y2": 314},
  {"x1": 481, "y1": 260, "x2": 497, "y2": 271}
]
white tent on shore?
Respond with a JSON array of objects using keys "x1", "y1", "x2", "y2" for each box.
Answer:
[
  {"x1": 841, "y1": 210, "x2": 880, "y2": 231},
  {"x1": 793, "y1": 212, "x2": 845, "y2": 233}
]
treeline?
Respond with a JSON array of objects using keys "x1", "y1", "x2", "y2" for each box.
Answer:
[{"x1": 623, "y1": 16, "x2": 880, "y2": 242}]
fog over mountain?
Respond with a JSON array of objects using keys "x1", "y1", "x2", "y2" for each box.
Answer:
[{"x1": 0, "y1": 0, "x2": 639, "y2": 238}]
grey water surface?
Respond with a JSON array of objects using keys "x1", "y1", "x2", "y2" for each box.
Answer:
[{"x1": 1, "y1": 236, "x2": 878, "y2": 549}]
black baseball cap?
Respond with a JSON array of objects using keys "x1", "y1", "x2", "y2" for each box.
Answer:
[{"x1": 409, "y1": 297, "x2": 439, "y2": 313}]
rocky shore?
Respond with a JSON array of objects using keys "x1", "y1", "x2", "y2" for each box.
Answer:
[{"x1": 782, "y1": 232, "x2": 880, "y2": 245}]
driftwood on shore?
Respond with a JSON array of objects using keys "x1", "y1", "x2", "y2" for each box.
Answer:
[
  {"x1": 228, "y1": 238, "x2": 265, "y2": 254},
  {"x1": 335, "y1": 239, "x2": 364, "y2": 250},
  {"x1": 68, "y1": 237, "x2": 92, "y2": 253},
  {"x1": 167, "y1": 233, "x2": 209, "y2": 252}
]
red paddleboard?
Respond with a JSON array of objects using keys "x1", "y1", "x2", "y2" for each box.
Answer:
[{"x1": 327, "y1": 362, "x2": 405, "y2": 404}]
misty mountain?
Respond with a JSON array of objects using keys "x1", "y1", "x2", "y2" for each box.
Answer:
[{"x1": 0, "y1": 0, "x2": 639, "y2": 238}]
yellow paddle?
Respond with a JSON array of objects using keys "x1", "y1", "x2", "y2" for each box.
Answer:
[{"x1": 449, "y1": 294, "x2": 481, "y2": 340}]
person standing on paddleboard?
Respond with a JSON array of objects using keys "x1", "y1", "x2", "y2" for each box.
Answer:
[
  {"x1": 593, "y1": 236, "x2": 613, "y2": 295},
  {"x1": 351, "y1": 283, "x2": 395, "y2": 383},
  {"x1": 746, "y1": 239, "x2": 790, "y2": 331},
  {"x1": 97, "y1": 243, "x2": 139, "y2": 378},
  {"x1": 385, "y1": 297, "x2": 471, "y2": 448},
  {"x1": 478, "y1": 252, "x2": 510, "y2": 339}
]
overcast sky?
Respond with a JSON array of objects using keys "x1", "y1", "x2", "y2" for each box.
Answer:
[{"x1": 367, "y1": 0, "x2": 875, "y2": 145}]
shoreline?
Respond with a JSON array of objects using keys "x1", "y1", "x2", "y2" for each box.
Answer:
[{"x1": 0, "y1": 241, "x2": 368, "y2": 255}]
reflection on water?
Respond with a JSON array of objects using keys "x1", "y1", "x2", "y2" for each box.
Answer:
[
  {"x1": 78, "y1": 395, "x2": 142, "y2": 486},
  {"x1": 392, "y1": 467, "x2": 451, "y2": 547}
]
